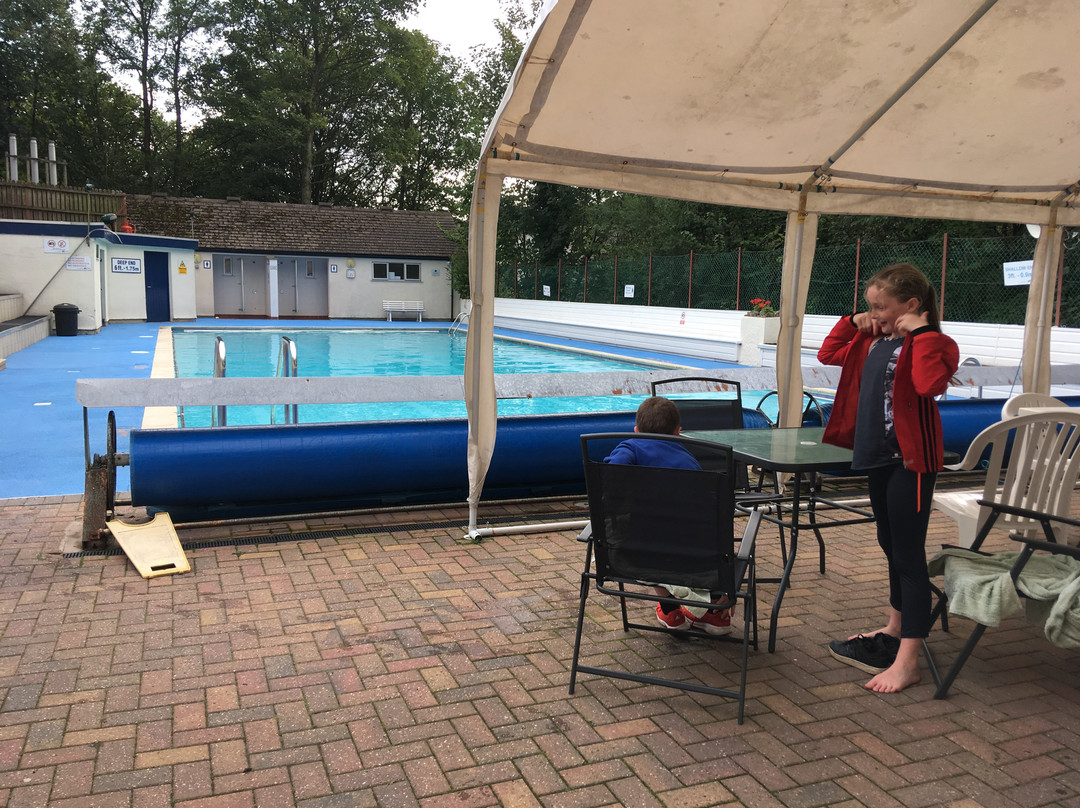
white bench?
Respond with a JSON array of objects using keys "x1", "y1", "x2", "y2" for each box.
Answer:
[{"x1": 383, "y1": 300, "x2": 424, "y2": 321}]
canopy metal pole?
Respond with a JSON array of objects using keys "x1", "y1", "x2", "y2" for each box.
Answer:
[{"x1": 468, "y1": 520, "x2": 589, "y2": 540}]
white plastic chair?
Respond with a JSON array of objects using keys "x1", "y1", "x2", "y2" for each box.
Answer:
[
  {"x1": 1000, "y1": 392, "x2": 1066, "y2": 420},
  {"x1": 932, "y1": 411, "x2": 1080, "y2": 548}
]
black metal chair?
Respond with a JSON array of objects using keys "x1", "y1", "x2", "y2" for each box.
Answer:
[
  {"x1": 570, "y1": 432, "x2": 761, "y2": 723},
  {"x1": 649, "y1": 376, "x2": 773, "y2": 490},
  {"x1": 753, "y1": 389, "x2": 829, "y2": 427},
  {"x1": 650, "y1": 376, "x2": 786, "y2": 556}
]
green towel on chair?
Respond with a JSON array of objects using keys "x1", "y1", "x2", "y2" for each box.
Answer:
[
  {"x1": 928, "y1": 547, "x2": 1080, "y2": 647},
  {"x1": 1044, "y1": 572, "x2": 1080, "y2": 648}
]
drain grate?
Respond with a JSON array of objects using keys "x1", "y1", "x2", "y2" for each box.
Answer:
[{"x1": 64, "y1": 511, "x2": 585, "y2": 558}]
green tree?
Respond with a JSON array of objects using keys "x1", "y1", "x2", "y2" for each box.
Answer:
[
  {"x1": 195, "y1": 0, "x2": 416, "y2": 204},
  {"x1": 319, "y1": 28, "x2": 472, "y2": 209},
  {"x1": 94, "y1": 0, "x2": 165, "y2": 187},
  {"x1": 0, "y1": 0, "x2": 79, "y2": 158},
  {"x1": 0, "y1": 0, "x2": 152, "y2": 191},
  {"x1": 157, "y1": 0, "x2": 217, "y2": 191},
  {"x1": 448, "y1": 0, "x2": 537, "y2": 296},
  {"x1": 381, "y1": 30, "x2": 470, "y2": 210},
  {"x1": 817, "y1": 213, "x2": 1025, "y2": 246}
]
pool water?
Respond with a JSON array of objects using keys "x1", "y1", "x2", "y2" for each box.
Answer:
[
  {"x1": 172, "y1": 327, "x2": 660, "y2": 377},
  {"x1": 170, "y1": 327, "x2": 773, "y2": 426}
]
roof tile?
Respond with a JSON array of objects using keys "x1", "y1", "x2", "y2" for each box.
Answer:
[{"x1": 126, "y1": 195, "x2": 457, "y2": 258}]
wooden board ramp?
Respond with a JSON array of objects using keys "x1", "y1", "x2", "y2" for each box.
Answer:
[{"x1": 105, "y1": 513, "x2": 190, "y2": 578}]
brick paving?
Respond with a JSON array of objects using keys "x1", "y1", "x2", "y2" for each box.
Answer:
[{"x1": 1, "y1": 493, "x2": 1078, "y2": 808}]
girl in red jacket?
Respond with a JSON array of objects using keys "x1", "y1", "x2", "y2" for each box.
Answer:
[{"x1": 818, "y1": 263, "x2": 959, "y2": 693}]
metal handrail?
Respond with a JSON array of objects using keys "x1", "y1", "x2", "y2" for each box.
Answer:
[
  {"x1": 941, "y1": 356, "x2": 984, "y2": 401},
  {"x1": 448, "y1": 310, "x2": 469, "y2": 335},
  {"x1": 271, "y1": 336, "x2": 299, "y2": 424},
  {"x1": 211, "y1": 336, "x2": 227, "y2": 426},
  {"x1": 179, "y1": 336, "x2": 226, "y2": 427}
]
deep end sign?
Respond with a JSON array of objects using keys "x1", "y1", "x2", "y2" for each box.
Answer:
[{"x1": 111, "y1": 257, "x2": 142, "y2": 274}]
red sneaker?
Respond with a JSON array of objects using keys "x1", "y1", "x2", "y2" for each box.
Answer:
[
  {"x1": 656, "y1": 603, "x2": 689, "y2": 630},
  {"x1": 682, "y1": 607, "x2": 731, "y2": 636}
]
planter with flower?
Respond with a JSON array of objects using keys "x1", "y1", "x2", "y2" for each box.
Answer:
[
  {"x1": 747, "y1": 298, "x2": 777, "y2": 317},
  {"x1": 740, "y1": 297, "x2": 780, "y2": 361}
]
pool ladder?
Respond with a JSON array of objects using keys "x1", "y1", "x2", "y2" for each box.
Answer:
[
  {"x1": 179, "y1": 337, "x2": 228, "y2": 427},
  {"x1": 448, "y1": 309, "x2": 469, "y2": 335},
  {"x1": 940, "y1": 356, "x2": 982, "y2": 401},
  {"x1": 271, "y1": 336, "x2": 299, "y2": 424},
  {"x1": 178, "y1": 337, "x2": 297, "y2": 427}
]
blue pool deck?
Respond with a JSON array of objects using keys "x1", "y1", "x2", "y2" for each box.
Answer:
[{"x1": 0, "y1": 318, "x2": 744, "y2": 500}]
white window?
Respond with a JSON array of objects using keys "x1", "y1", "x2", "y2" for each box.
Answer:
[
  {"x1": 305, "y1": 260, "x2": 315, "y2": 278},
  {"x1": 223, "y1": 257, "x2": 233, "y2": 277},
  {"x1": 373, "y1": 262, "x2": 420, "y2": 281}
]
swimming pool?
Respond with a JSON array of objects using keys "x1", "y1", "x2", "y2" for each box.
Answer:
[
  {"x1": 171, "y1": 327, "x2": 726, "y2": 425},
  {"x1": 172, "y1": 327, "x2": 660, "y2": 377}
]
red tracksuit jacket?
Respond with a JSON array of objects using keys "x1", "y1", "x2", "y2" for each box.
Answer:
[{"x1": 818, "y1": 317, "x2": 960, "y2": 474}]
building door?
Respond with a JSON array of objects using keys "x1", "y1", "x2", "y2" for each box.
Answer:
[
  {"x1": 280, "y1": 257, "x2": 329, "y2": 317},
  {"x1": 144, "y1": 251, "x2": 170, "y2": 322},
  {"x1": 213, "y1": 255, "x2": 267, "y2": 316},
  {"x1": 240, "y1": 255, "x2": 268, "y2": 316}
]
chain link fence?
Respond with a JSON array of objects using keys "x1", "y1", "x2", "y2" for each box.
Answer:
[{"x1": 495, "y1": 235, "x2": 1080, "y2": 326}]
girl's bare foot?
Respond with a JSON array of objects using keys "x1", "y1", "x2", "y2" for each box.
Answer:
[
  {"x1": 866, "y1": 662, "x2": 921, "y2": 693},
  {"x1": 866, "y1": 637, "x2": 921, "y2": 693}
]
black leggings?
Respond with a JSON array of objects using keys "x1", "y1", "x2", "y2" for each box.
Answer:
[{"x1": 866, "y1": 465, "x2": 938, "y2": 639}]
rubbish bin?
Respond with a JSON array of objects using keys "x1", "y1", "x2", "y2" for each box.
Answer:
[{"x1": 52, "y1": 303, "x2": 80, "y2": 336}]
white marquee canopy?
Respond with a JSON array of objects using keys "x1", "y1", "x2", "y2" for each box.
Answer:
[{"x1": 464, "y1": 0, "x2": 1080, "y2": 534}]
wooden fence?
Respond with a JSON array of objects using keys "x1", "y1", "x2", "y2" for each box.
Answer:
[{"x1": 0, "y1": 181, "x2": 124, "y2": 223}]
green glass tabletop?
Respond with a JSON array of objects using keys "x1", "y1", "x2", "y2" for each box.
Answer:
[{"x1": 684, "y1": 427, "x2": 856, "y2": 473}]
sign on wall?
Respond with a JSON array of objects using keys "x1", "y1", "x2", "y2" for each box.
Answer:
[
  {"x1": 111, "y1": 257, "x2": 142, "y2": 274},
  {"x1": 1003, "y1": 259, "x2": 1033, "y2": 287},
  {"x1": 65, "y1": 256, "x2": 92, "y2": 271},
  {"x1": 624, "y1": 284, "x2": 635, "y2": 298},
  {"x1": 43, "y1": 238, "x2": 70, "y2": 253}
]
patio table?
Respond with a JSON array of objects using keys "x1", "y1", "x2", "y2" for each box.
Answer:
[{"x1": 685, "y1": 426, "x2": 875, "y2": 652}]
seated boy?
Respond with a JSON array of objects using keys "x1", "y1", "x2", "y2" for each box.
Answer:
[{"x1": 604, "y1": 395, "x2": 732, "y2": 635}]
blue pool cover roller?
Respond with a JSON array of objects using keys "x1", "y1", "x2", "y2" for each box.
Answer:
[{"x1": 128, "y1": 398, "x2": 1079, "y2": 517}]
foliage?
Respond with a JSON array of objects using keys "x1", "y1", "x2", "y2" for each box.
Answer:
[
  {"x1": 0, "y1": 0, "x2": 157, "y2": 190},
  {"x1": 157, "y1": 0, "x2": 217, "y2": 191},
  {"x1": 5, "y1": 0, "x2": 1071, "y2": 333},
  {"x1": 374, "y1": 28, "x2": 472, "y2": 210},
  {"x1": 191, "y1": 0, "x2": 416, "y2": 204},
  {"x1": 95, "y1": 0, "x2": 164, "y2": 185}
]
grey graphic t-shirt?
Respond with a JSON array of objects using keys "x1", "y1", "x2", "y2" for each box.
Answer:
[{"x1": 851, "y1": 336, "x2": 904, "y2": 471}]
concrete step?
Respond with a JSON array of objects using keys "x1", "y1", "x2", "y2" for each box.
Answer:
[
  {"x1": 0, "y1": 292, "x2": 23, "y2": 321},
  {"x1": 0, "y1": 306, "x2": 49, "y2": 364}
]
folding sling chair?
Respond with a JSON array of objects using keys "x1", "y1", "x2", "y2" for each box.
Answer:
[{"x1": 570, "y1": 432, "x2": 761, "y2": 723}]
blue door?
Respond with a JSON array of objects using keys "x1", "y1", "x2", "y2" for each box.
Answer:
[{"x1": 144, "y1": 251, "x2": 170, "y2": 322}]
